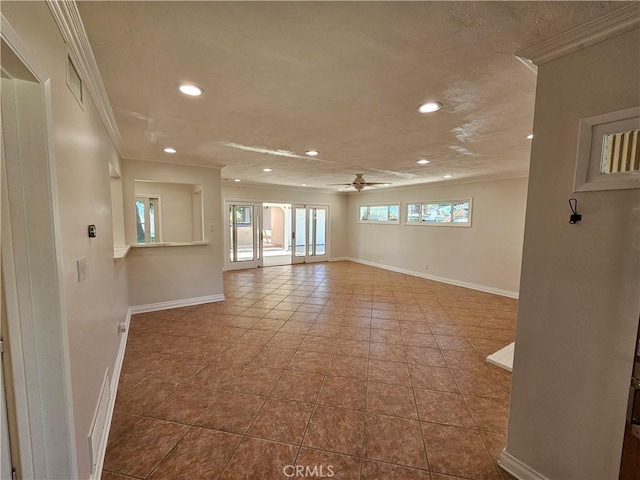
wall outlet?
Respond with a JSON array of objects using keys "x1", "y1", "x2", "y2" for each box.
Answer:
[
  {"x1": 424, "y1": 263, "x2": 429, "y2": 271},
  {"x1": 209, "y1": 223, "x2": 215, "y2": 232},
  {"x1": 77, "y1": 257, "x2": 87, "y2": 282}
]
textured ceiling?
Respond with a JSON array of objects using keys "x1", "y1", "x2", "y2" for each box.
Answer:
[{"x1": 77, "y1": 1, "x2": 626, "y2": 191}]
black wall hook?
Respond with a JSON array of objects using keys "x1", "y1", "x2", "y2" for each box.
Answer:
[{"x1": 568, "y1": 198, "x2": 582, "y2": 224}]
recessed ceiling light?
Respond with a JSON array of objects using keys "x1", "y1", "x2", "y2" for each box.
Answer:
[
  {"x1": 177, "y1": 83, "x2": 204, "y2": 96},
  {"x1": 233, "y1": 179, "x2": 241, "y2": 182},
  {"x1": 163, "y1": 147, "x2": 177, "y2": 154},
  {"x1": 418, "y1": 102, "x2": 442, "y2": 113},
  {"x1": 301, "y1": 183, "x2": 307, "y2": 186},
  {"x1": 444, "y1": 174, "x2": 453, "y2": 178},
  {"x1": 526, "y1": 134, "x2": 534, "y2": 139},
  {"x1": 263, "y1": 168, "x2": 272, "y2": 172},
  {"x1": 338, "y1": 189, "x2": 344, "y2": 192},
  {"x1": 417, "y1": 159, "x2": 430, "y2": 165},
  {"x1": 305, "y1": 150, "x2": 319, "y2": 156}
]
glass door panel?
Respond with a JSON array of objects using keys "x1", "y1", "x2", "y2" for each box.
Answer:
[
  {"x1": 314, "y1": 207, "x2": 327, "y2": 256},
  {"x1": 292, "y1": 205, "x2": 306, "y2": 264},
  {"x1": 227, "y1": 202, "x2": 262, "y2": 270},
  {"x1": 291, "y1": 204, "x2": 329, "y2": 264}
]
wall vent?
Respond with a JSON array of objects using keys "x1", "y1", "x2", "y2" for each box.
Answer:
[
  {"x1": 88, "y1": 370, "x2": 110, "y2": 474},
  {"x1": 602, "y1": 130, "x2": 640, "y2": 173},
  {"x1": 66, "y1": 55, "x2": 83, "y2": 107}
]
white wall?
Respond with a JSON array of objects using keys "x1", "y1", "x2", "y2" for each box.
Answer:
[
  {"x1": 221, "y1": 184, "x2": 349, "y2": 259},
  {"x1": 346, "y1": 177, "x2": 528, "y2": 296},
  {"x1": 110, "y1": 176, "x2": 125, "y2": 245},
  {"x1": 123, "y1": 159, "x2": 223, "y2": 306},
  {"x1": 134, "y1": 181, "x2": 198, "y2": 242},
  {"x1": 1, "y1": 3, "x2": 130, "y2": 478},
  {"x1": 505, "y1": 28, "x2": 640, "y2": 479}
]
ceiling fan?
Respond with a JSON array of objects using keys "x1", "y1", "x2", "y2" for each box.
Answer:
[{"x1": 329, "y1": 174, "x2": 390, "y2": 192}]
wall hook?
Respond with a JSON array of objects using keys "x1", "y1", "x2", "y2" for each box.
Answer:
[{"x1": 568, "y1": 198, "x2": 582, "y2": 224}]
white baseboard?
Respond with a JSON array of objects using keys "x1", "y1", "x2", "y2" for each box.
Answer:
[
  {"x1": 91, "y1": 308, "x2": 131, "y2": 480},
  {"x1": 129, "y1": 294, "x2": 226, "y2": 314},
  {"x1": 345, "y1": 257, "x2": 519, "y2": 299},
  {"x1": 498, "y1": 450, "x2": 551, "y2": 480},
  {"x1": 330, "y1": 256, "x2": 349, "y2": 262}
]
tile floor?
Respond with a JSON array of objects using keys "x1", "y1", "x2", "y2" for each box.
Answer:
[{"x1": 103, "y1": 261, "x2": 517, "y2": 480}]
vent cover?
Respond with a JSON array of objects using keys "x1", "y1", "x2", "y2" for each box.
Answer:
[
  {"x1": 66, "y1": 55, "x2": 83, "y2": 106},
  {"x1": 602, "y1": 130, "x2": 640, "y2": 173},
  {"x1": 88, "y1": 370, "x2": 110, "y2": 474}
]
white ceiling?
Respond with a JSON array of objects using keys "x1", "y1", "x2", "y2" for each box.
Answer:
[{"x1": 77, "y1": 1, "x2": 626, "y2": 191}]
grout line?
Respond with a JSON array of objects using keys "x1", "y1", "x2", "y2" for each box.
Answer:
[{"x1": 120, "y1": 265, "x2": 516, "y2": 479}]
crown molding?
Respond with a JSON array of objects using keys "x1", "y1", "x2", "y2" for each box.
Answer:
[
  {"x1": 46, "y1": 0, "x2": 124, "y2": 155},
  {"x1": 516, "y1": 4, "x2": 640, "y2": 66},
  {"x1": 123, "y1": 155, "x2": 224, "y2": 170}
]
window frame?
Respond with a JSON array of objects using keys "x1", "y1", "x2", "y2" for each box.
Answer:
[
  {"x1": 404, "y1": 198, "x2": 473, "y2": 227},
  {"x1": 573, "y1": 106, "x2": 640, "y2": 192},
  {"x1": 135, "y1": 194, "x2": 163, "y2": 243},
  {"x1": 357, "y1": 203, "x2": 400, "y2": 224}
]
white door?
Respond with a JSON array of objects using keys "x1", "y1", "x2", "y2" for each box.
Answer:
[
  {"x1": 226, "y1": 202, "x2": 263, "y2": 270},
  {"x1": 291, "y1": 205, "x2": 329, "y2": 264}
]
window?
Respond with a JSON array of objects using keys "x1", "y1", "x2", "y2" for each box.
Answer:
[
  {"x1": 135, "y1": 196, "x2": 161, "y2": 243},
  {"x1": 233, "y1": 205, "x2": 253, "y2": 226},
  {"x1": 405, "y1": 199, "x2": 472, "y2": 227},
  {"x1": 358, "y1": 204, "x2": 400, "y2": 224}
]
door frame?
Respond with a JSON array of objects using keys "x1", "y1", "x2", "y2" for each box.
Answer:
[
  {"x1": 224, "y1": 199, "x2": 263, "y2": 271},
  {"x1": 1, "y1": 15, "x2": 78, "y2": 479},
  {"x1": 292, "y1": 204, "x2": 331, "y2": 264}
]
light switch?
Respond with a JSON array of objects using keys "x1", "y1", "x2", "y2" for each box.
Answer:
[{"x1": 77, "y1": 257, "x2": 87, "y2": 282}]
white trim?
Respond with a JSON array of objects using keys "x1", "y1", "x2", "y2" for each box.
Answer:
[
  {"x1": 45, "y1": 0, "x2": 124, "y2": 155},
  {"x1": 43, "y1": 77, "x2": 81, "y2": 480},
  {"x1": 1, "y1": 23, "x2": 78, "y2": 478},
  {"x1": 0, "y1": 14, "x2": 46, "y2": 83},
  {"x1": 345, "y1": 257, "x2": 519, "y2": 299},
  {"x1": 486, "y1": 342, "x2": 515, "y2": 373},
  {"x1": 90, "y1": 310, "x2": 131, "y2": 480},
  {"x1": 129, "y1": 294, "x2": 226, "y2": 314},
  {"x1": 130, "y1": 241, "x2": 209, "y2": 248},
  {"x1": 330, "y1": 257, "x2": 349, "y2": 262},
  {"x1": 498, "y1": 450, "x2": 552, "y2": 480},
  {"x1": 516, "y1": 4, "x2": 640, "y2": 66}
]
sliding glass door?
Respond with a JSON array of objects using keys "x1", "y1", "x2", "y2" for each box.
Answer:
[{"x1": 292, "y1": 204, "x2": 329, "y2": 264}]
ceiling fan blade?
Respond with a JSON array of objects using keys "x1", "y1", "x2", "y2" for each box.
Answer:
[
  {"x1": 364, "y1": 182, "x2": 390, "y2": 186},
  {"x1": 327, "y1": 183, "x2": 354, "y2": 186}
]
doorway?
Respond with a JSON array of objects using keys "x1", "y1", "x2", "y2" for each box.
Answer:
[
  {"x1": 292, "y1": 204, "x2": 329, "y2": 264},
  {"x1": 262, "y1": 203, "x2": 292, "y2": 267},
  {"x1": 225, "y1": 200, "x2": 329, "y2": 271},
  {"x1": 227, "y1": 202, "x2": 262, "y2": 270},
  {"x1": 1, "y1": 35, "x2": 75, "y2": 478}
]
